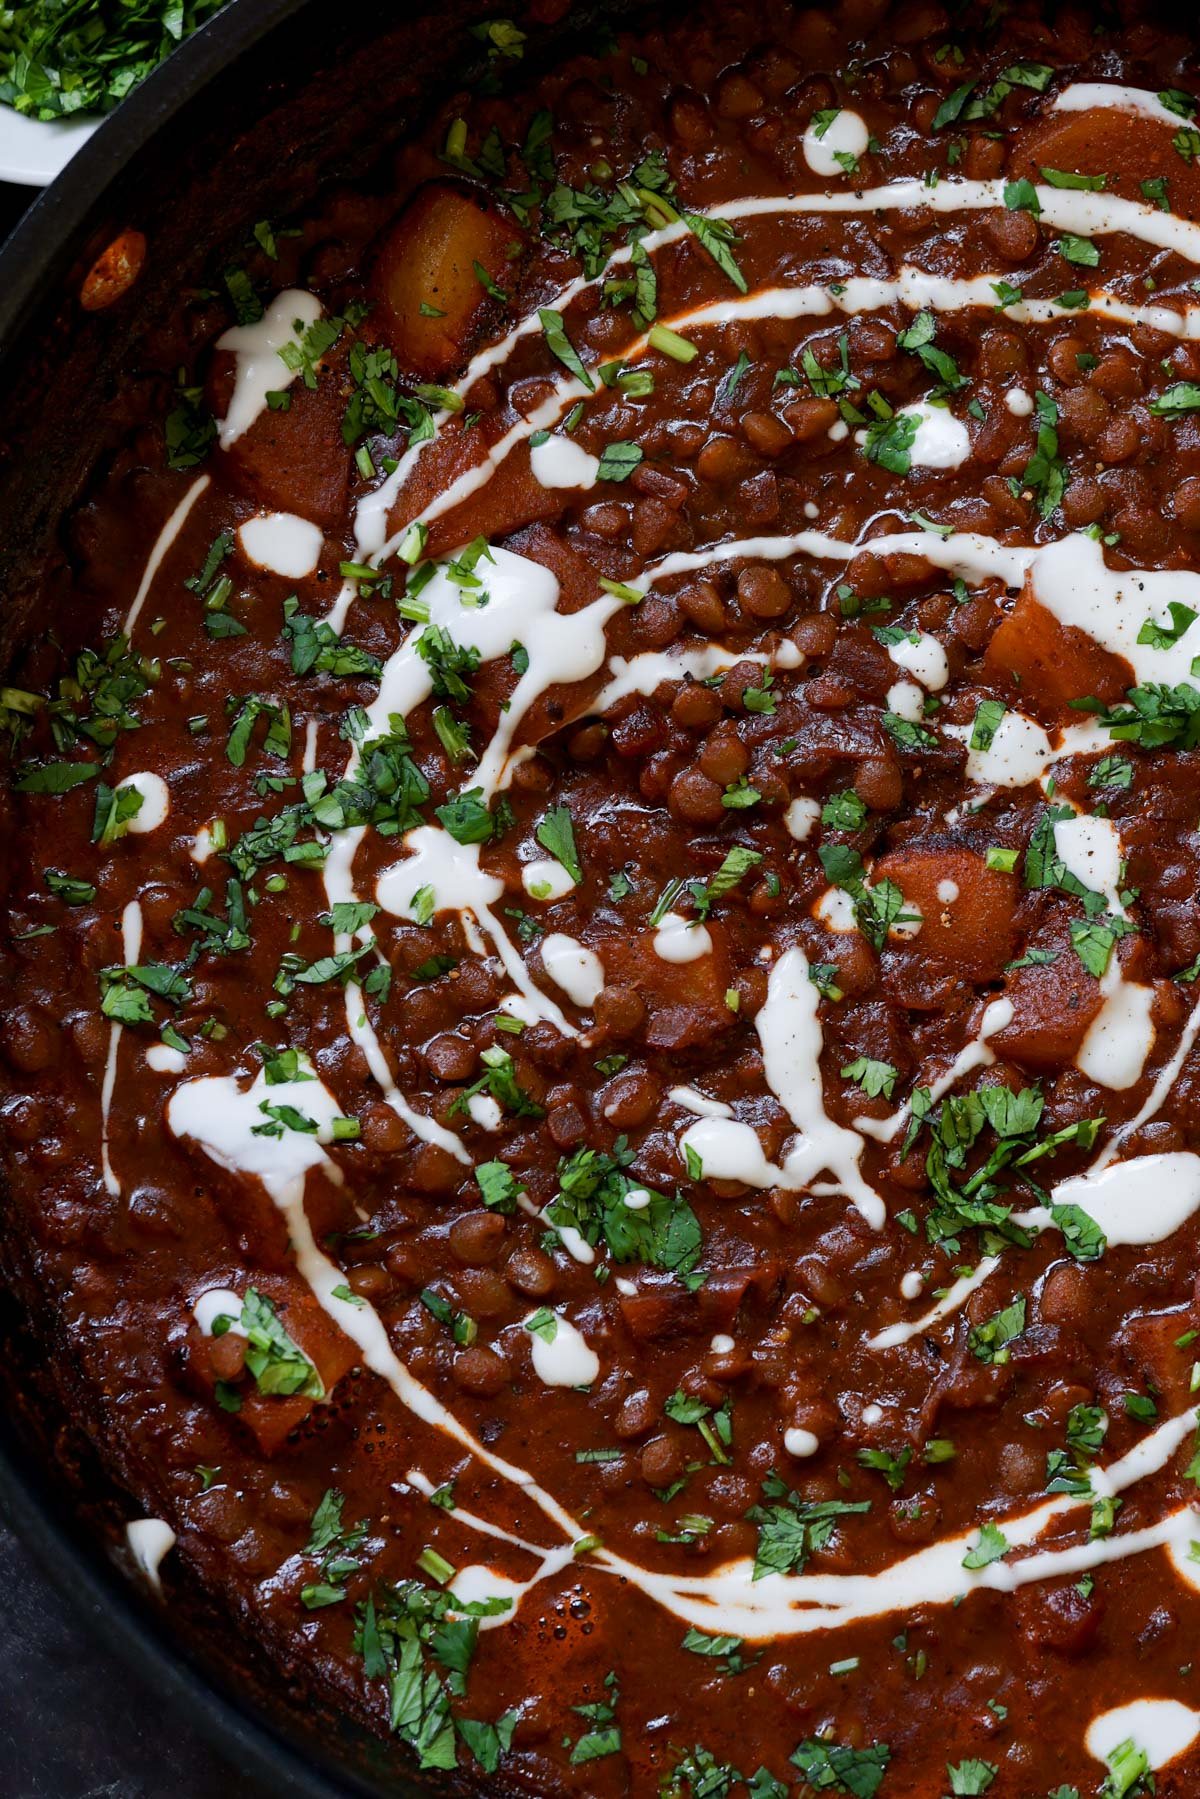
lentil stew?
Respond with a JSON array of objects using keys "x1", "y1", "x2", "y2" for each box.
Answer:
[{"x1": 7, "y1": 1, "x2": 1200, "y2": 1794}]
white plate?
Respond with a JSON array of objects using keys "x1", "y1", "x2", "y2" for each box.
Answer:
[{"x1": 0, "y1": 107, "x2": 98, "y2": 186}]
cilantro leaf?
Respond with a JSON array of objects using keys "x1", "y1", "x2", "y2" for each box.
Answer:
[
  {"x1": 748, "y1": 1474, "x2": 869, "y2": 1581},
  {"x1": 682, "y1": 211, "x2": 748, "y2": 293},
  {"x1": 240, "y1": 1288, "x2": 323, "y2": 1398},
  {"x1": 596, "y1": 441, "x2": 643, "y2": 482},
  {"x1": 864, "y1": 409, "x2": 918, "y2": 475},
  {"x1": 534, "y1": 804, "x2": 582, "y2": 883},
  {"x1": 962, "y1": 1521, "x2": 1009, "y2": 1570},
  {"x1": 790, "y1": 1738, "x2": 890, "y2": 1796},
  {"x1": 841, "y1": 1056, "x2": 899, "y2": 1100},
  {"x1": 539, "y1": 307, "x2": 594, "y2": 390},
  {"x1": 1152, "y1": 382, "x2": 1200, "y2": 416},
  {"x1": 969, "y1": 1297, "x2": 1026, "y2": 1365}
]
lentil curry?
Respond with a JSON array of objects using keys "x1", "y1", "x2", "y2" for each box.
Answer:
[{"x1": 6, "y1": 0, "x2": 1200, "y2": 1792}]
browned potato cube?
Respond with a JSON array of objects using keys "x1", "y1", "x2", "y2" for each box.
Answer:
[{"x1": 370, "y1": 180, "x2": 520, "y2": 379}]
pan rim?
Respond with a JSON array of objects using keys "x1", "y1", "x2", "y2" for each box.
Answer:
[{"x1": 0, "y1": 3, "x2": 376, "y2": 1791}]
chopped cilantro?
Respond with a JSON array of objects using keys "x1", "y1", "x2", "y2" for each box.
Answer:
[
  {"x1": 962, "y1": 1521, "x2": 1009, "y2": 1570},
  {"x1": 790, "y1": 1737, "x2": 890, "y2": 1796},
  {"x1": 748, "y1": 1471, "x2": 869, "y2": 1581},
  {"x1": 969, "y1": 1296, "x2": 1026, "y2": 1365},
  {"x1": 534, "y1": 804, "x2": 582, "y2": 883},
  {"x1": 539, "y1": 307, "x2": 594, "y2": 389},
  {"x1": 841, "y1": 1056, "x2": 899, "y2": 1100}
]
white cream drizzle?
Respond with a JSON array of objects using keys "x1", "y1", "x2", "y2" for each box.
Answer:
[
  {"x1": 1093, "y1": 990, "x2": 1200, "y2": 1172},
  {"x1": 146, "y1": 1041, "x2": 187, "y2": 1074},
  {"x1": 1054, "y1": 812, "x2": 1125, "y2": 910},
  {"x1": 467, "y1": 1093, "x2": 503, "y2": 1131},
  {"x1": 945, "y1": 710, "x2": 1054, "y2": 787},
  {"x1": 868, "y1": 1257, "x2": 1003, "y2": 1350},
  {"x1": 99, "y1": 898, "x2": 142, "y2": 1198},
  {"x1": 669, "y1": 1085, "x2": 733, "y2": 1119},
  {"x1": 125, "y1": 1518, "x2": 176, "y2": 1592},
  {"x1": 638, "y1": 524, "x2": 1033, "y2": 598},
  {"x1": 193, "y1": 1287, "x2": 245, "y2": 1336},
  {"x1": 540, "y1": 933, "x2": 605, "y2": 1008},
  {"x1": 1043, "y1": 804, "x2": 1158, "y2": 1093},
  {"x1": 679, "y1": 1116, "x2": 788, "y2": 1189},
  {"x1": 802, "y1": 109, "x2": 870, "y2": 178},
  {"x1": 216, "y1": 289, "x2": 323, "y2": 448},
  {"x1": 1032, "y1": 532, "x2": 1200, "y2": 687},
  {"x1": 886, "y1": 630, "x2": 949, "y2": 690},
  {"x1": 124, "y1": 474, "x2": 210, "y2": 637},
  {"x1": 525, "y1": 1309, "x2": 601, "y2": 1387},
  {"x1": 341, "y1": 543, "x2": 623, "y2": 1063},
  {"x1": 1020, "y1": 1152, "x2": 1200, "y2": 1249},
  {"x1": 756, "y1": 946, "x2": 885, "y2": 1227},
  {"x1": 659, "y1": 267, "x2": 1200, "y2": 353},
  {"x1": 859, "y1": 997, "x2": 1015, "y2": 1144},
  {"x1": 549, "y1": 1218, "x2": 595, "y2": 1267},
  {"x1": 449, "y1": 1558, "x2": 574, "y2": 1628},
  {"x1": 591, "y1": 643, "x2": 768, "y2": 712},
  {"x1": 886, "y1": 678, "x2": 925, "y2": 723},
  {"x1": 653, "y1": 910, "x2": 713, "y2": 963},
  {"x1": 168, "y1": 1066, "x2": 348, "y2": 1195},
  {"x1": 878, "y1": 1151, "x2": 1200, "y2": 1347},
  {"x1": 376, "y1": 823, "x2": 504, "y2": 927},
  {"x1": 613, "y1": 1469, "x2": 1199, "y2": 1642},
  {"x1": 1076, "y1": 969, "x2": 1156, "y2": 1092},
  {"x1": 320, "y1": 829, "x2": 473, "y2": 1163},
  {"x1": 784, "y1": 796, "x2": 821, "y2": 840},
  {"x1": 368, "y1": 380, "x2": 582, "y2": 567},
  {"x1": 701, "y1": 178, "x2": 1200, "y2": 261},
  {"x1": 896, "y1": 401, "x2": 970, "y2": 471},
  {"x1": 238, "y1": 511, "x2": 324, "y2": 579},
  {"x1": 815, "y1": 885, "x2": 857, "y2": 932},
  {"x1": 521, "y1": 857, "x2": 576, "y2": 900},
  {"x1": 1085, "y1": 1700, "x2": 1200, "y2": 1775},
  {"x1": 1053, "y1": 82, "x2": 1196, "y2": 129},
  {"x1": 115, "y1": 769, "x2": 169, "y2": 834},
  {"x1": 405, "y1": 1468, "x2": 579, "y2": 1628},
  {"x1": 529, "y1": 434, "x2": 600, "y2": 490}
]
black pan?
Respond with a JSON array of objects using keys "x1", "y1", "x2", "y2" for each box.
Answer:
[{"x1": 0, "y1": 1, "x2": 630, "y2": 1789}]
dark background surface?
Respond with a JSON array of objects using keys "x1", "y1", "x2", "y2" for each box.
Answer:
[
  {"x1": 0, "y1": 178, "x2": 266, "y2": 1799},
  {"x1": 0, "y1": 1525, "x2": 271, "y2": 1798}
]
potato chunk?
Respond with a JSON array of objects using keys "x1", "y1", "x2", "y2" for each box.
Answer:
[
  {"x1": 992, "y1": 947, "x2": 1102, "y2": 1073},
  {"x1": 370, "y1": 181, "x2": 518, "y2": 379},
  {"x1": 210, "y1": 361, "x2": 350, "y2": 527},
  {"x1": 420, "y1": 439, "x2": 566, "y2": 559},
  {"x1": 186, "y1": 1282, "x2": 359, "y2": 1456},
  {"x1": 599, "y1": 928, "x2": 734, "y2": 1051},
  {"x1": 872, "y1": 845, "x2": 1017, "y2": 979},
  {"x1": 1118, "y1": 1307, "x2": 1197, "y2": 1411},
  {"x1": 985, "y1": 587, "x2": 1130, "y2": 723},
  {"x1": 1010, "y1": 111, "x2": 1200, "y2": 223}
]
